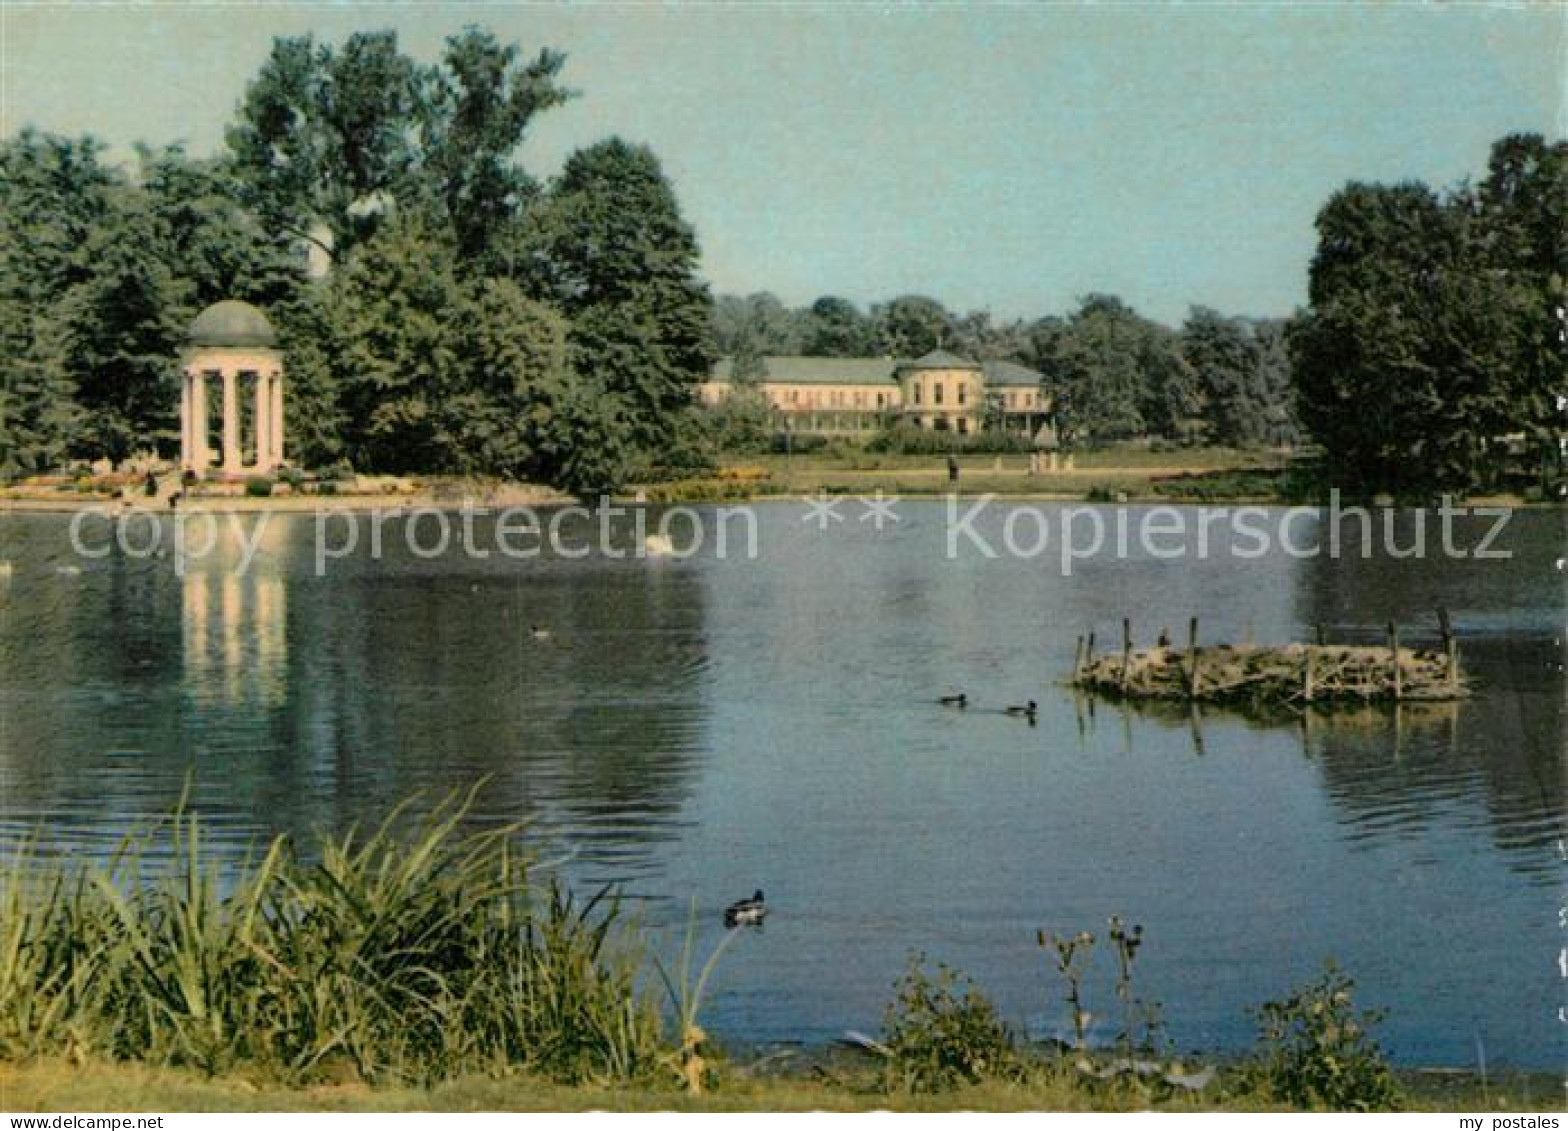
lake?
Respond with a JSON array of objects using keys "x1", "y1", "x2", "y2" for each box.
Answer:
[{"x1": 0, "y1": 501, "x2": 1562, "y2": 1069}]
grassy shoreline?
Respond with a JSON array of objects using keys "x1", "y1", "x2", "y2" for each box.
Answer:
[
  {"x1": 3, "y1": 448, "x2": 1552, "y2": 511},
  {"x1": 4, "y1": 1057, "x2": 1560, "y2": 1113}
]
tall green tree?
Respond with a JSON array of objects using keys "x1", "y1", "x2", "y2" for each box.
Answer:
[
  {"x1": 1473, "y1": 134, "x2": 1568, "y2": 479},
  {"x1": 0, "y1": 131, "x2": 115, "y2": 471},
  {"x1": 1181, "y1": 306, "x2": 1261, "y2": 446},
  {"x1": 419, "y1": 27, "x2": 572, "y2": 266},
  {"x1": 711, "y1": 292, "x2": 803, "y2": 358},
  {"x1": 801, "y1": 295, "x2": 876, "y2": 356},
  {"x1": 520, "y1": 137, "x2": 715, "y2": 465},
  {"x1": 299, "y1": 217, "x2": 588, "y2": 485},
  {"x1": 874, "y1": 294, "x2": 953, "y2": 357},
  {"x1": 228, "y1": 27, "x2": 569, "y2": 270},
  {"x1": 949, "y1": 309, "x2": 1031, "y2": 364},
  {"x1": 449, "y1": 276, "x2": 573, "y2": 478},
  {"x1": 1289, "y1": 144, "x2": 1562, "y2": 495},
  {"x1": 57, "y1": 197, "x2": 193, "y2": 463},
  {"x1": 1029, "y1": 295, "x2": 1183, "y2": 444},
  {"x1": 137, "y1": 145, "x2": 305, "y2": 310},
  {"x1": 1250, "y1": 318, "x2": 1300, "y2": 447},
  {"x1": 322, "y1": 217, "x2": 468, "y2": 472},
  {"x1": 226, "y1": 31, "x2": 423, "y2": 262}
]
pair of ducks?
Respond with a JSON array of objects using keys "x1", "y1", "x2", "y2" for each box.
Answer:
[{"x1": 939, "y1": 692, "x2": 1037, "y2": 721}]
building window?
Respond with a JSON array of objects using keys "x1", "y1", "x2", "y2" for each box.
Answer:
[
  {"x1": 958, "y1": 383, "x2": 967, "y2": 406},
  {"x1": 934, "y1": 383, "x2": 944, "y2": 406},
  {"x1": 957, "y1": 417, "x2": 969, "y2": 434},
  {"x1": 913, "y1": 384, "x2": 921, "y2": 406}
]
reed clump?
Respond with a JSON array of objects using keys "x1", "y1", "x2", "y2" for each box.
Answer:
[{"x1": 0, "y1": 792, "x2": 665, "y2": 1087}]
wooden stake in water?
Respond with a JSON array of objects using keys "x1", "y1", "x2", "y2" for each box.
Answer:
[
  {"x1": 1387, "y1": 620, "x2": 1402, "y2": 701},
  {"x1": 1121, "y1": 618, "x2": 1133, "y2": 691},
  {"x1": 1073, "y1": 634, "x2": 1086, "y2": 681},
  {"x1": 1187, "y1": 616, "x2": 1201, "y2": 698},
  {"x1": 1438, "y1": 606, "x2": 1459, "y2": 695}
]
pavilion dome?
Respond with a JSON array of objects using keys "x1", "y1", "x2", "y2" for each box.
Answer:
[{"x1": 188, "y1": 300, "x2": 278, "y2": 349}]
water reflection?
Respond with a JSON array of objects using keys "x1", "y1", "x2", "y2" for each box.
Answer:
[
  {"x1": 182, "y1": 570, "x2": 288, "y2": 706},
  {"x1": 1, "y1": 511, "x2": 711, "y2": 882},
  {"x1": 1295, "y1": 509, "x2": 1565, "y2": 878}
]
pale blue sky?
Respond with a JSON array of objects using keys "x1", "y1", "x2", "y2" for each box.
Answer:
[{"x1": 3, "y1": 2, "x2": 1563, "y2": 324}]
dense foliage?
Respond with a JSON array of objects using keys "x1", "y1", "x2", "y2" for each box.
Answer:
[
  {"x1": 3, "y1": 34, "x2": 1557, "y2": 500},
  {"x1": 1, "y1": 27, "x2": 714, "y2": 494},
  {"x1": 1291, "y1": 134, "x2": 1566, "y2": 495}
]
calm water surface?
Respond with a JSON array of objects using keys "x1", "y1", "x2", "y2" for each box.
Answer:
[{"x1": 0, "y1": 503, "x2": 1563, "y2": 1068}]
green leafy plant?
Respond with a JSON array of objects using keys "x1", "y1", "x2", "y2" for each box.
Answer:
[
  {"x1": 243, "y1": 476, "x2": 273, "y2": 498},
  {"x1": 880, "y1": 955, "x2": 1017, "y2": 1093},
  {"x1": 1247, "y1": 961, "x2": 1399, "y2": 1111}
]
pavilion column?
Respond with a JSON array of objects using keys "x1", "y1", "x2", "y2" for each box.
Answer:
[
  {"x1": 221, "y1": 367, "x2": 240, "y2": 473},
  {"x1": 255, "y1": 372, "x2": 272, "y2": 472},
  {"x1": 191, "y1": 374, "x2": 209, "y2": 472},
  {"x1": 180, "y1": 372, "x2": 192, "y2": 469},
  {"x1": 270, "y1": 369, "x2": 285, "y2": 466}
]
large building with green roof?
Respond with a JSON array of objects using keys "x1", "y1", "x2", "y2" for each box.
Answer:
[{"x1": 702, "y1": 350, "x2": 1050, "y2": 437}]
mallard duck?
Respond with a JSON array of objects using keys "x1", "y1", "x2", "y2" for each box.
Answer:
[
  {"x1": 1004, "y1": 699, "x2": 1038, "y2": 719},
  {"x1": 723, "y1": 890, "x2": 767, "y2": 928},
  {"x1": 939, "y1": 693, "x2": 968, "y2": 708}
]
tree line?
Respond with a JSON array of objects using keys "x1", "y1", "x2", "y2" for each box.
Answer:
[
  {"x1": 0, "y1": 27, "x2": 715, "y2": 495},
  {"x1": 1, "y1": 22, "x2": 1561, "y2": 502}
]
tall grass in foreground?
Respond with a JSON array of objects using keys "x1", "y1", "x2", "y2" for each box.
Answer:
[{"x1": 0, "y1": 792, "x2": 664, "y2": 1087}]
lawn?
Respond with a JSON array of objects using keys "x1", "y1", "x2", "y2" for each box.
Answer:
[{"x1": 3, "y1": 1058, "x2": 1558, "y2": 1113}]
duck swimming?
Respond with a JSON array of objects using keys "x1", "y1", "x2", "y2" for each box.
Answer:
[
  {"x1": 723, "y1": 890, "x2": 767, "y2": 929},
  {"x1": 1004, "y1": 699, "x2": 1038, "y2": 720},
  {"x1": 939, "y1": 693, "x2": 968, "y2": 708},
  {"x1": 529, "y1": 625, "x2": 552, "y2": 641}
]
